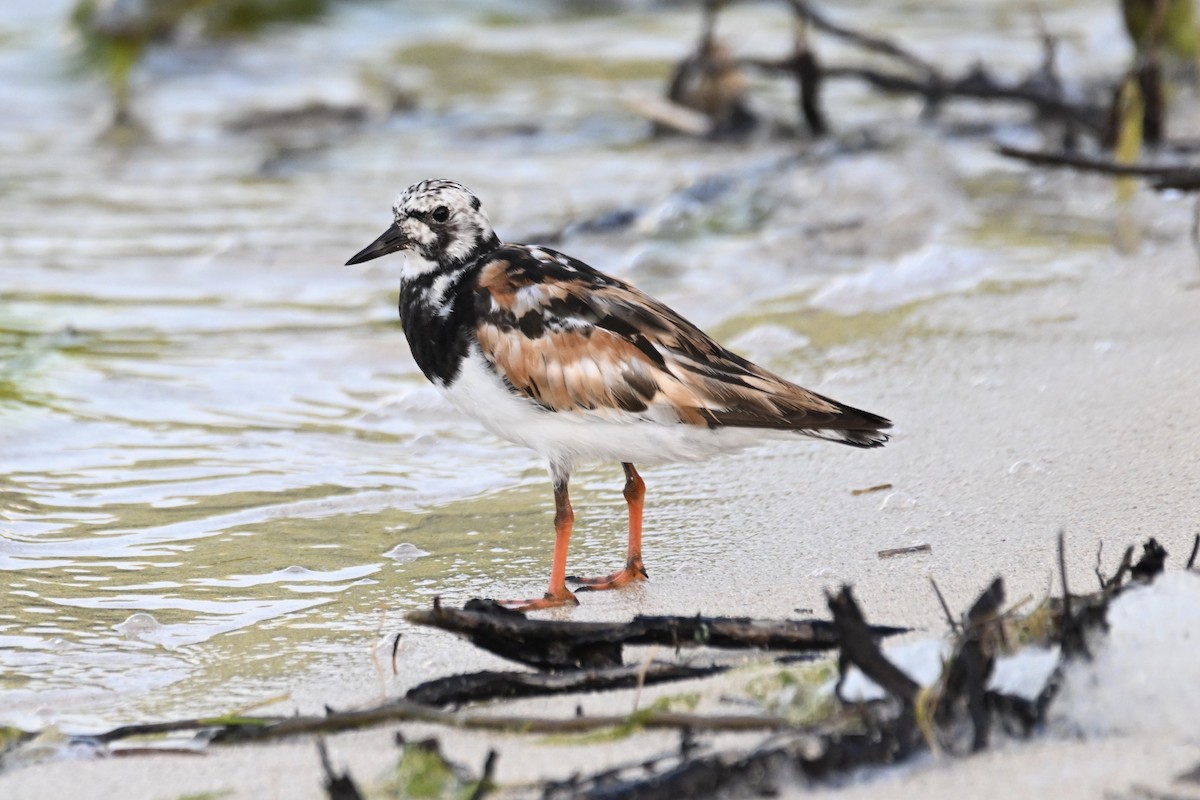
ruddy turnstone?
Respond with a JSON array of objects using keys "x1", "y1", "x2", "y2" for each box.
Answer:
[{"x1": 347, "y1": 179, "x2": 891, "y2": 611}]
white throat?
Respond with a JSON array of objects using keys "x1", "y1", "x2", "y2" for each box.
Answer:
[{"x1": 399, "y1": 251, "x2": 441, "y2": 280}]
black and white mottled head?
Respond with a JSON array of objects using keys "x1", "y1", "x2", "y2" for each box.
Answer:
[{"x1": 345, "y1": 180, "x2": 500, "y2": 278}]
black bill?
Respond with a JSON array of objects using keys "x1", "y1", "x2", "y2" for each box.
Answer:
[{"x1": 345, "y1": 222, "x2": 408, "y2": 265}]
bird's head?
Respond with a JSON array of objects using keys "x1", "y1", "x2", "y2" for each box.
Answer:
[{"x1": 345, "y1": 179, "x2": 500, "y2": 276}]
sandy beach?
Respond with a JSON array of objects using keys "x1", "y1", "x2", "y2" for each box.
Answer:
[
  {"x1": 5, "y1": 169, "x2": 1200, "y2": 797},
  {"x1": 3, "y1": 0, "x2": 1200, "y2": 797}
]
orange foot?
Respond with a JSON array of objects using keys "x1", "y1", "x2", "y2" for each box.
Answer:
[
  {"x1": 496, "y1": 588, "x2": 580, "y2": 612},
  {"x1": 568, "y1": 559, "x2": 648, "y2": 592}
]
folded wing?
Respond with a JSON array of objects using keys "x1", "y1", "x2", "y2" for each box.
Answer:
[{"x1": 471, "y1": 245, "x2": 891, "y2": 446}]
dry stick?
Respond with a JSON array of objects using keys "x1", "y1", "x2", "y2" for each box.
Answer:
[
  {"x1": 878, "y1": 544, "x2": 932, "y2": 559},
  {"x1": 109, "y1": 747, "x2": 206, "y2": 758},
  {"x1": 467, "y1": 750, "x2": 498, "y2": 800},
  {"x1": 547, "y1": 735, "x2": 713, "y2": 798},
  {"x1": 317, "y1": 739, "x2": 364, "y2": 800},
  {"x1": 406, "y1": 600, "x2": 907, "y2": 671},
  {"x1": 90, "y1": 702, "x2": 793, "y2": 748},
  {"x1": 790, "y1": 20, "x2": 828, "y2": 136},
  {"x1": 1186, "y1": 534, "x2": 1200, "y2": 570},
  {"x1": 785, "y1": 0, "x2": 938, "y2": 79},
  {"x1": 93, "y1": 718, "x2": 261, "y2": 744},
  {"x1": 740, "y1": 58, "x2": 1106, "y2": 134},
  {"x1": 1058, "y1": 529, "x2": 1072, "y2": 623},
  {"x1": 1093, "y1": 540, "x2": 1107, "y2": 590},
  {"x1": 406, "y1": 663, "x2": 728, "y2": 708},
  {"x1": 1100, "y1": 545, "x2": 1136, "y2": 592},
  {"x1": 559, "y1": 740, "x2": 790, "y2": 800},
  {"x1": 204, "y1": 701, "x2": 796, "y2": 745},
  {"x1": 544, "y1": 734, "x2": 709, "y2": 797},
  {"x1": 929, "y1": 577, "x2": 960, "y2": 636},
  {"x1": 390, "y1": 633, "x2": 402, "y2": 676},
  {"x1": 851, "y1": 483, "x2": 892, "y2": 496},
  {"x1": 772, "y1": 1, "x2": 1103, "y2": 130},
  {"x1": 827, "y1": 586, "x2": 920, "y2": 707},
  {"x1": 837, "y1": 66, "x2": 1105, "y2": 130},
  {"x1": 1057, "y1": 529, "x2": 1092, "y2": 660},
  {"x1": 958, "y1": 579, "x2": 1005, "y2": 753},
  {"x1": 996, "y1": 144, "x2": 1200, "y2": 189}
]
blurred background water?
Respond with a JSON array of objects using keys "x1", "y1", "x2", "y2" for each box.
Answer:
[{"x1": 0, "y1": 0, "x2": 1178, "y2": 733}]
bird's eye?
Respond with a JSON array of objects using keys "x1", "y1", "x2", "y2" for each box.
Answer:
[{"x1": 431, "y1": 206, "x2": 450, "y2": 223}]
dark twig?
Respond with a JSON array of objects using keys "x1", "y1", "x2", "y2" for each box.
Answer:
[
  {"x1": 408, "y1": 600, "x2": 624, "y2": 670},
  {"x1": 785, "y1": 0, "x2": 938, "y2": 79},
  {"x1": 1058, "y1": 529, "x2": 1072, "y2": 624},
  {"x1": 996, "y1": 144, "x2": 1200, "y2": 189},
  {"x1": 1187, "y1": 534, "x2": 1199, "y2": 570},
  {"x1": 791, "y1": 21, "x2": 828, "y2": 136},
  {"x1": 467, "y1": 750, "x2": 498, "y2": 800},
  {"x1": 317, "y1": 740, "x2": 364, "y2": 800},
  {"x1": 406, "y1": 663, "x2": 729, "y2": 708},
  {"x1": 1100, "y1": 545, "x2": 1136, "y2": 592},
  {"x1": 879, "y1": 543, "x2": 932, "y2": 559},
  {"x1": 407, "y1": 600, "x2": 906, "y2": 671},
  {"x1": 749, "y1": 0, "x2": 1105, "y2": 133},
  {"x1": 108, "y1": 747, "x2": 206, "y2": 758},
  {"x1": 209, "y1": 702, "x2": 796, "y2": 745},
  {"x1": 547, "y1": 741, "x2": 786, "y2": 800},
  {"x1": 1130, "y1": 538, "x2": 1168, "y2": 581},
  {"x1": 934, "y1": 578, "x2": 1004, "y2": 753},
  {"x1": 87, "y1": 701, "x2": 798, "y2": 750},
  {"x1": 984, "y1": 690, "x2": 1043, "y2": 738},
  {"x1": 796, "y1": 50, "x2": 826, "y2": 136},
  {"x1": 91, "y1": 717, "x2": 258, "y2": 744},
  {"x1": 827, "y1": 586, "x2": 920, "y2": 707},
  {"x1": 929, "y1": 577, "x2": 960, "y2": 635},
  {"x1": 1056, "y1": 528, "x2": 1092, "y2": 661},
  {"x1": 738, "y1": 61, "x2": 1107, "y2": 133}
]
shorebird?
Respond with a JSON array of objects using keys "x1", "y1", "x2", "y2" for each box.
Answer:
[{"x1": 347, "y1": 179, "x2": 890, "y2": 610}]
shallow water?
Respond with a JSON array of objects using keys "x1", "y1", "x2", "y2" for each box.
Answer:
[{"x1": 0, "y1": 0, "x2": 1143, "y2": 734}]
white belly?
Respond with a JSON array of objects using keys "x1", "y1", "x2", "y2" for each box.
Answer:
[{"x1": 438, "y1": 347, "x2": 776, "y2": 470}]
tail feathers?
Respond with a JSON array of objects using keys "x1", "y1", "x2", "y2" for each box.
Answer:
[
  {"x1": 805, "y1": 397, "x2": 891, "y2": 449},
  {"x1": 804, "y1": 426, "x2": 890, "y2": 448},
  {"x1": 697, "y1": 387, "x2": 892, "y2": 447}
]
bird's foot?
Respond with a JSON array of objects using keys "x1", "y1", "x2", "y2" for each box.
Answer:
[
  {"x1": 568, "y1": 558, "x2": 648, "y2": 592},
  {"x1": 496, "y1": 588, "x2": 580, "y2": 612}
]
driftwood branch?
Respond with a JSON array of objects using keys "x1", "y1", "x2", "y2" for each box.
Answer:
[
  {"x1": 69, "y1": 535, "x2": 1187, "y2": 800},
  {"x1": 785, "y1": 0, "x2": 938, "y2": 79},
  {"x1": 996, "y1": 144, "x2": 1200, "y2": 190},
  {"x1": 405, "y1": 663, "x2": 729, "y2": 708},
  {"x1": 559, "y1": 538, "x2": 1185, "y2": 799},
  {"x1": 738, "y1": 59, "x2": 1107, "y2": 134},
  {"x1": 832, "y1": 65, "x2": 1104, "y2": 131},
  {"x1": 317, "y1": 739, "x2": 363, "y2": 800},
  {"x1": 742, "y1": 2, "x2": 1106, "y2": 135},
  {"x1": 827, "y1": 586, "x2": 920, "y2": 707},
  {"x1": 405, "y1": 599, "x2": 907, "y2": 671},
  {"x1": 87, "y1": 702, "x2": 796, "y2": 749},
  {"x1": 932, "y1": 578, "x2": 1004, "y2": 753},
  {"x1": 214, "y1": 702, "x2": 795, "y2": 744}
]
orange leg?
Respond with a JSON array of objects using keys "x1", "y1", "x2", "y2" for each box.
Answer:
[
  {"x1": 568, "y1": 463, "x2": 649, "y2": 591},
  {"x1": 498, "y1": 469, "x2": 579, "y2": 611}
]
